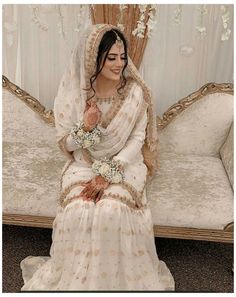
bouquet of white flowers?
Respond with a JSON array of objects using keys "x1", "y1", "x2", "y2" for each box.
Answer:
[
  {"x1": 92, "y1": 158, "x2": 124, "y2": 184},
  {"x1": 70, "y1": 121, "x2": 101, "y2": 148}
]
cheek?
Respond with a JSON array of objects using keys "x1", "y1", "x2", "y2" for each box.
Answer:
[
  {"x1": 101, "y1": 61, "x2": 113, "y2": 75},
  {"x1": 104, "y1": 60, "x2": 113, "y2": 69}
]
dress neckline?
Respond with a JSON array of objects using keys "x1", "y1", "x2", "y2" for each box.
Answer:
[{"x1": 99, "y1": 78, "x2": 134, "y2": 129}]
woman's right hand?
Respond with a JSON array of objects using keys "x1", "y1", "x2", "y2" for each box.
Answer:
[{"x1": 83, "y1": 100, "x2": 102, "y2": 132}]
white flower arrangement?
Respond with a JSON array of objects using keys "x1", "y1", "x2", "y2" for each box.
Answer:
[
  {"x1": 220, "y1": 5, "x2": 231, "y2": 41},
  {"x1": 132, "y1": 4, "x2": 157, "y2": 39},
  {"x1": 174, "y1": 5, "x2": 182, "y2": 25},
  {"x1": 146, "y1": 5, "x2": 157, "y2": 38},
  {"x1": 92, "y1": 158, "x2": 124, "y2": 184},
  {"x1": 30, "y1": 5, "x2": 49, "y2": 32},
  {"x1": 70, "y1": 121, "x2": 101, "y2": 149},
  {"x1": 195, "y1": 5, "x2": 207, "y2": 38},
  {"x1": 117, "y1": 4, "x2": 127, "y2": 32}
]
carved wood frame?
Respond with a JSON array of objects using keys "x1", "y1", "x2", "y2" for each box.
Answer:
[{"x1": 2, "y1": 76, "x2": 234, "y2": 243}]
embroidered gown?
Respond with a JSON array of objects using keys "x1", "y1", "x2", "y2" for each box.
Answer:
[{"x1": 20, "y1": 79, "x2": 175, "y2": 291}]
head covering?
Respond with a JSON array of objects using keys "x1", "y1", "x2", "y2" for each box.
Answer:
[{"x1": 54, "y1": 24, "x2": 158, "y2": 177}]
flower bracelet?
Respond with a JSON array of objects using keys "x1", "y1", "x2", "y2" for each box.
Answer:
[
  {"x1": 92, "y1": 157, "x2": 124, "y2": 184},
  {"x1": 70, "y1": 121, "x2": 101, "y2": 149}
]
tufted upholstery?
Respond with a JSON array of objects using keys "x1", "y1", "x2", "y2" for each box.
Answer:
[
  {"x1": 157, "y1": 93, "x2": 233, "y2": 157},
  {"x1": 148, "y1": 92, "x2": 233, "y2": 230},
  {"x1": 220, "y1": 122, "x2": 234, "y2": 189},
  {"x1": 3, "y1": 89, "x2": 66, "y2": 217},
  {"x1": 2, "y1": 85, "x2": 234, "y2": 237}
]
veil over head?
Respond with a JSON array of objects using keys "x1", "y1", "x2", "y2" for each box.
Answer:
[{"x1": 54, "y1": 24, "x2": 158, "y2": 177}]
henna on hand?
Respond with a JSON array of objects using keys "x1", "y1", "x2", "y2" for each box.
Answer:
[
  {"x1": 79, "y1": 176, "x2": 109, "y2": 202},
  {"x1": 83, "y1": 100, "x2": 102, "y2": 131}
]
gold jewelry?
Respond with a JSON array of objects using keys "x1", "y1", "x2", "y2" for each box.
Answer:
[{"x1": 112, "y1": 30, "x2": 123, "y2": 48}]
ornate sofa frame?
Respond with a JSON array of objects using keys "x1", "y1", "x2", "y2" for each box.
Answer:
[{"x1": 2, "y1": 75, "x2": 234, "y2": 243}]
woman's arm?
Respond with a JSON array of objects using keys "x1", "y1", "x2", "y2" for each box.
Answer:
[
  {"x1": 55, "y1": 100, "x2": 102, "y2": 158},
  {"x1": 113, "y1": 106, "x2": 148, "y2": 167}
]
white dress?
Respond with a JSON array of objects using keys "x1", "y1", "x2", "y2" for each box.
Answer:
[{"x1": 21, "y1": 88, "x2": 175, "y2": 291}]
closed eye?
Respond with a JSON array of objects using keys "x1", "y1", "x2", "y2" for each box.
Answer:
[{"x1": 107, "y1": 57, "x2": 127, "y2": 61}]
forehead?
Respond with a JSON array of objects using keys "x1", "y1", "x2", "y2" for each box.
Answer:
[{"x1": 108, "y1": 43, "x2": 125, "y2": 54}]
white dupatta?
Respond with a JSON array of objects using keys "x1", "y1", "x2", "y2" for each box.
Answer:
[{"x1": 54, "y1": 24, "x2": 158, "y2": 177}]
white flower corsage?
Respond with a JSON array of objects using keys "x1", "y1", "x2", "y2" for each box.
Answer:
[
  {"x1": 70, "y1": 121, "x2": 101, "y2": 148},
  {"x1": 92, "y1": 158, "x2": 124, "y2": 184}
]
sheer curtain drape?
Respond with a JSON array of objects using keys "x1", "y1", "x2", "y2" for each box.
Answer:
[
  {"x1": 140, "y1": 4, "x2": 233, "y2": 114},
  {"x1": 3, "y1": 4, "x2": 92, "y2": 109},
  {"x1": 3, "y1": 4, "x2": 233, "y2": 115}
]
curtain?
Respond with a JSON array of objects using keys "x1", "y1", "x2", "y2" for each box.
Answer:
[
  {"x1": 140, "y1": 4, "x2": 234, "y2": 115},
  {"x1": 90, "y1": 4, "x2": 150, "y2": 69},
  {"x1": 3, "y1": 4, "x2": 91, "y2": 109},
  {"x1": 3, "y1": 4, "x2": 233, "y2": 116}
]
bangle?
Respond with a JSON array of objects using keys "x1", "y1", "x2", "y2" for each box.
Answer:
[
  {"x1": 70, "y1": 121, "x2": 101, "y2": 148},
  {"x1": 92, "y1": 157, "x2": 124, "y2": 184}
]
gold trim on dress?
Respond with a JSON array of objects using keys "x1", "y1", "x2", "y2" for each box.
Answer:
[{"x1": 99, "y1": 78, "x2": 134, "y2": 129}]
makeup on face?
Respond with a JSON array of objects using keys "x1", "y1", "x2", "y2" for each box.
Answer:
[{"x1": 100, "y1": 44, "x2": 127, "y2": 81}]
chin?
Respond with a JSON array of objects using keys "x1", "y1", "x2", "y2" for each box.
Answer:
[{"x1": 109, "y1": 74, "x2": 121, "y2": 81}]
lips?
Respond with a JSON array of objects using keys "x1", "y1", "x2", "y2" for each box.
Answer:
[{"x1": 111, "y1": 70, "x2": 121, "y2": 74}]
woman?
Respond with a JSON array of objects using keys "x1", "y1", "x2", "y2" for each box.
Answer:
[{"x1": 21, "y1": 24, "x2": 174, "y2": 291}]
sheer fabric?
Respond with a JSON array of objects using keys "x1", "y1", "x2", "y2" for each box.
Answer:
[{"x1": 20, "y1": 24, "x2": 174, "y2": 291}]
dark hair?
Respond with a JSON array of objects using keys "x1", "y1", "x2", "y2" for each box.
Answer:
[{"x1": 88, "y1": 29, "x2": 128, "y2": 100}]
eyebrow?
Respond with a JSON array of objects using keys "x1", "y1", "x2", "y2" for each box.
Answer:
[{"x1": 108, "y1": 53, "x2": 126, "y2": 56}]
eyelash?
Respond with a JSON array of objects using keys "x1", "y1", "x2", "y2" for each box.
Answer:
[{"x1": 107, "y1": 57, "x2": 126, "y2": 61}]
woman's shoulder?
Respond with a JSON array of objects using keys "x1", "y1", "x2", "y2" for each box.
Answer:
[{"x1": 127, "y1": 78, "x2": 143, "y2": 95}]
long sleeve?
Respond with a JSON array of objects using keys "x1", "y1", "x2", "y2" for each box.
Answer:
[
  {"x1": 65, "y1": 134, "x2": 79, "y2": 152},
  {"x1": 113, "y1": 108, "x2": 147, "y2": 167}
]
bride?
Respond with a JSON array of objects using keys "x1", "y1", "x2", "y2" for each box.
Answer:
[{"x1": 20, "y1": 24, "x2": 175, "y2": 291}]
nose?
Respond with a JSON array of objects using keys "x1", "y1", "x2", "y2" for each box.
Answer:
[{"x1": 116, "y1": 57, "x2": 124, "y2": 68}]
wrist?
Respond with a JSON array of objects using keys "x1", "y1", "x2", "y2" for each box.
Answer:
[
  {"x1": 83, "y1": 124, "x2": 93, "y2": 132},
  {"x1": 92, "y1": 157, "x2": 124, "y2": 184},
  {"x1": 70, "y1": 121, "x2": 101, "y2": 148}
]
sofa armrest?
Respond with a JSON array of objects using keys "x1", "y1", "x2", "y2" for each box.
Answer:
[{"x1": 220, "y1": 122, "x2": 234, "y2": 189}]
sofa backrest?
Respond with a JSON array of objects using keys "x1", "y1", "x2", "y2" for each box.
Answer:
[
  {"x1": 3, "y1": 89, "x2": 66, "y2": 217},
  {"x1": 158, "y1": 92, "x2": 233, "y2": 157},
  {"x1": 220, "y1": 122, "x2": 234, "y2": 189}
]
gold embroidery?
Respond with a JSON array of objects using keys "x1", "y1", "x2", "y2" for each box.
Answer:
[
  {"x1": 59, "y1": 181, "x2": 86, "y2": 206},
  {"x1": 121, "y1": 181, "x2": 145, "y2": 207},
  {"x1": 94, "y1": 249, "x2": 100, "y2": 256},
  {"x1": 101, "y1": 272, "x2": 107, "y2": 278},
  {"x1": 138, "y1": 250, "x2": 145, "y2": 256},
  {"x1": 99, "y1": 79, "x2": 134, "y2": 129},
  {"x1": 101, "y1": 193, "x2": 147, "y2": 211}
]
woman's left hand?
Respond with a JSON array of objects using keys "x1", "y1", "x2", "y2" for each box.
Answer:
[{"x1": 80, "y1": 176, "x2": 109, "y2": 203}]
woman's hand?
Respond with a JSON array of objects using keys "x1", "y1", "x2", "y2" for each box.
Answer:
[
  {"x1": 83, "y1": 100, "x2": 102, "y2": 132},
  {"x1": 80, "y1": 175, "x2": 109, "y2": 203}
]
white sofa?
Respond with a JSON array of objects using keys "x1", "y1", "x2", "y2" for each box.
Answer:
[{"x1": 2, "y1": 75, "x2": 233, "y2": 243}]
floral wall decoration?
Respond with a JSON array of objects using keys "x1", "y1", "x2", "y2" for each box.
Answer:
[
  {"x1": 28, "y1": 4, "x2": 88, "y2": 40},
  {"x1": 220, "y1": 5, "x2": 231, "y2": 41},
  {"x1": 132, "y1": 4, "x2": 157, "y2": 39},
  {"x1": 196, "y1": 4, "x2": 208, "y2": 37},
  {"x1": 173, "y1": 5, "x2": 182, "y2": 25},
  {"x1": 3, "y1": 4, "x2": 233, "y2": 114},
  {"x1": 3, "y1": 4, "x2": 232, "y2": 48}
]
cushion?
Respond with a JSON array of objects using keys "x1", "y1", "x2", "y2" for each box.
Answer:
[
  {"x1": 220, "y1": 122, "x2": 234, "y2": 189},
  {"x1": 147, "y1": 152, "x2": 233, "y2": 230},
  {"x1": 3, "y1": 90, "x2": 66, "y2": 217},
  {"x1": 158, "y1": 93, "x2": 233, "y2": 157}
]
